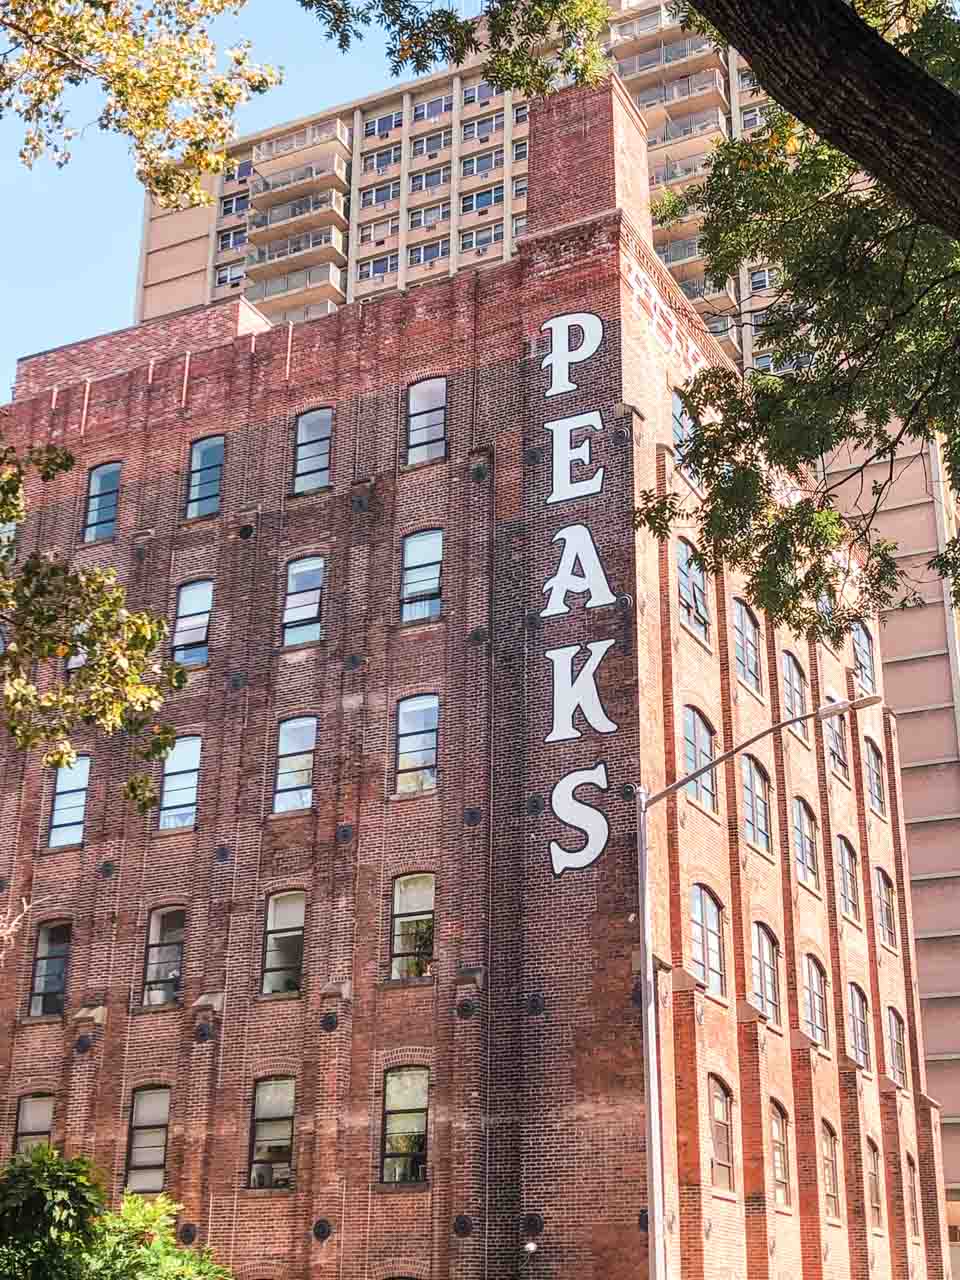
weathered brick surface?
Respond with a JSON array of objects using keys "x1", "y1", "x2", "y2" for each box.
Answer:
[{"x1": 0, "y1": 81, "x2": 949, "y2": 1280}]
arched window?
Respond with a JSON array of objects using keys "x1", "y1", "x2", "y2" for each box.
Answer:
[
  {"x1": 751, "y1": 923, "x2": 780, "y2": 1023},
  {"x1": 172, "y1": 580, "x2": 213, "y2": 666},
  {"x1": 83, "y1": 462, "x2": 121, "y2": 542},
  {"x1": 690, "y1": 885, "x2": 724, "y2": 996},
  {"x1": 282, "y1": 558, "x2": 324, "y2": 646},
  {"x1": 906, "y1": 1154, "x2": 920, "y2": 1237},
  {"x1": 837, "y1": 837, "x2": 860, "y2": 920},
  {"x1": 733, "y1": 600, "x2": 761, "y2": 692},
  {"x1": 249, "y1": 1078, "x2": 295, "y2": 1188},
  {"x1": 672, "y1": 389, "x2": 694, "y2": 474},
  {"x1": 793, "y1": 797, "x2": 818, "y2": 886},
  {"x1": 683, "y1": 707, "x2": 717, "y2": 811},
  {"x1": 875, "y1": 868, "x2": 897, "y2": 948},
  {"x1": 15, "y1": 1095, "x2": 54, "y2": 1152},
  {"x1": 848, "y1": 983, "x2": 870, "y2": 1069},
  {"x1": 677, "y1": 540, "x2": 710, "y2": 642},
  {"x1": 292, "y1": 407, "x2": 333, "y2": 493},
  {"x1": 742, "y1": 756, "x2": 771, "y2": 851},
  {"x1": 382, "y1": 1067, "x2": 429, "y2": 1183},
  {"x1": 825, "y1": 696, "x2": 849, "y2": 779},
  {"x1": 400, "y1": 530, "x2": 444, "y2": 623},
  {"x1": 406, "y1": 378, "x2": 448, "y2": 465},
  {"x1": 159, "y1": 735, "x2": 201, "y2": 829},
  {"x1": 867, "y1": 1139, "x2": 882, "y2": 1227},
  {"x1": 865, "y1": 739, "x2": 885, "y2": 815},
  {"x1": 852, "y1": 621, "x2": 875, "y2": 693},
  {"x1": 708, "y1": 1076, "x2": 734, "y2": 1190},
  {"x1": 143, "y1": 907, "x2": 185, "y2": 1006},
  {"x1": 391, "y1": 874, "x2": 435, "y2": 978},
  {"x1": 49, "y1": 756, "x2": 90, "y2": 847},
  {"x1": 770, "y1": 1101, "x2": 790, "y2": 1206},
  {"x1": 126, "y1": 1087, "x2": 170, "y2": 1191},
  {"x1": 821, "y1": 1121, "x2": 840, "y2": 1218},
  {"x1": 262, "y1": 891, "x2": 306, "y2": 994},
  {"x1": 803, "y1": 955, "x2": 829, "y2": 1047},
  {"x1": 29, "y1": 921, "x2": 71, "y2": 1017},
  {"x1": 887, "y1": 1007, "x2": 907, "y2": 1087},
  {"x1": 185, "y1": 436, "x2": 224, "y2": 519},
  {"x1": 273, "y1": 717, "x2": 317, "y2": 812},
  {"x1": 782, "y1": 652, "x2": 809, "y2": 737},
  {"x1": 396, "y1": 695, "x2": 439, "y2": 794}
]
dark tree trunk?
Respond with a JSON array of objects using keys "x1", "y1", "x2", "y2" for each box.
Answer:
[{"x1": 691, "y1": 0, "x2": 960, "y2": 241}]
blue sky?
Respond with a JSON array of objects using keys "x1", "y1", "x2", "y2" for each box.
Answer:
[{"x1": 0, "y1": 2, "x2": 401, "y2": 396}]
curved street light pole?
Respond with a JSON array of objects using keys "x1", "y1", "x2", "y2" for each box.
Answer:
[{"x1": 635, "y1": 692, "x2": 882, "y2": 1280}]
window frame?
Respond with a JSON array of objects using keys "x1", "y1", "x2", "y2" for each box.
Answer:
[
  {"x1": 380, "y1": 1066, "x2": 429, "y2": 1184},
  {"x1": 677, "y1": 539, "x2": 710, "y2": 642},
  {"x1": 907, "y1": 1154, "x2": 920, "y2": 1237},
  {"x1": 733, "y1": 599, "x2": 761, "y2": 693},
  {"x1": 15, "y1": 1094, "x2": 54, "y2": 1153},
  {"x1": 822, "y1": 1121, "x2": 841, "y2": 1219},
  {"x1": 273, "y1": 716, "x2": 317, "y2": 813},
  {"x1": 248, "y1": 1076, "x2": 296, "y2": 1189},
  {"x1": 29, "y1": 920, "x2": 71, "y2": 1017},
  {"x1": 825, "y1": 697, "x2": 850, "y2": 779},
  {"x1": 867, "y1": 1139, "x2": 883, "y2": 1228},
  {"x1": 185, "y1": 435, "x2": 224, "y2": 520},
  {"x1": 837, "y1": 836, "x2": 860, "y2": 920},
  {"x1": 770, "y1": 1101, "x2": 790, "y2": 1206},
  {"x1": 171, "y1": 579, "x2": 213, "y2": 667},
  {"x1": 751, "y1": 922, "x2": 780, "y2": 1024},
  {"x1": 793, "y1": 796, "x2": 819, "y2": 887},
  {"x1": 708, "y1": 1075, "x2": 734, "y2": 1190},
  {"x1": 82, "y1": 462, "x2": 121, "y2": 543},
  {"x1": 865, "y1": 738, "x2": 886, "y2": 815},
  {"x1": 405, "y1": 378, "x2": 448, "y2": 467},
  {"x1": 682, "y1": 706, "x2": 717, "y2": 811},
  {"x1": 261, "y1": 890, "x2": 306, "y2": 995},
  {"x1": 852, "y1": 621, "x2": 876, "y2": 692},
  {"x1": 887, "y1": 1007, "x2": 908, "y2": 1088},
  {"x1": 848, "y1": 982, "x2": 870, "y2": 1069},
  {"x1": 291, "y1": 407, "x2": 333, "y2": 494},
  {"x1": 390, "y1": 873, "x2": 436, "y2": 979},
  {"x1": 782, "y1": 651, "x2": 809, "y2": 738},
  {"x1": 875, "y1": 867, "x2": 897, "y2": 948},
  {"x1": 400, "y1": 530, "x2": 443, "y2": 624},
  {"x1": 742, "y1": 756, "x2": 772, "y2": 851},
  {"x1": 158, "y1": 735, "x2": 201, "y2": 830},
  {"x1": 48, "y1": 756, "x2": 90, "y2": 847},
  {"x1": 125, "y1": 1086, "x2": 171, "y2": 1192},
  {"x1": 690, "y1": 884, "x2": 725, "y2": 997},
  {"x1": 142, "y1": 906, "x2": 186, "y2": 1007},
  {"x1": 395, "y1": 694, "x2": 440, "y2": 795},
  {"x1": 804, "y1": 954, "x2": 829, "y2": 1048},
  {"x1": 282, "y1": 557, "x2": 324, "y2": 647}
]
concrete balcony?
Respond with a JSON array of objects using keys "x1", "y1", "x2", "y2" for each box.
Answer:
[
  {"x1": 250, "y1": 157, "x2": 350, "y2": 208},
  {"x1": 268, "y1": 300, "x2": 339, "y2": 326},
  {"x1": 252, "y1": 119, "x2": 351, "y2": 171},
  {"x1": 245, "y1": 227, "x2": 346, "y2": 279},
  {"x1": 635, "y1": 69, "x2": 729, "y2": 120},
  {"x1": 656, "y1": 235, "x2": 703, "y2": 267},
  {"x1": 609, "y1": 6, "x2": 680, "y2": 52},
  {"x1": 616, "y1": 33, "x2": 721, "y2": 81},
  {"x1": 244, "y1": 262, "x2": 345, "y2": 314},
  {"x1": 679, "y1": 275, "x2": 738, "y2": 310},
  {"x1": 648, "y1": 107, "x2": 728, "y2": 153},
  {"x1": 247, "y1": 191, "x2": 348, "y2": 243},
  {"x1": 705, "y1": 313, "x2": 742, "y2": 357},
  {"x1": 649, "y1": 149, "x2": 712, "y2": 188}
]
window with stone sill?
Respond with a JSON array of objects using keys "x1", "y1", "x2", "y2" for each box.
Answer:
[
  {"x1": 126, "y1": 1087, "x2": 170, "y2": 1192},
  {"x1": 751, "y1": 923, "x2": 780, "y2": 1023},
  {"x1": 683, "y1": 706, "x2": 717, "y2": 812},
  {"x1": 29, "y1": 921, "x2": 70, "y2": 1016},
  {"x1": 742, "y1": 756, "x2": 771, "y2": 851},
  {"x1": 837, "y1": 836, "x2": 860, "y2": 920},
  {"x1": 793, "y1": 797, "x2": 819, "y2": 887},
  {"x1": 803, "y1": 954, "x2": 829, "y2": 1048},
  {"x1": 690, "y1": 884, "x2": 724, "y2": 996},
  {"x1": 709, "y1": 1075, "x2": 734, "y2": 1190},
  {"x1": 249, "y1": 1078, "x2": 295, "y2": 1189},
  {"x1": 390, "y1": 874, "x2": 435, "y2": 979},
  {"x1": 852, "y1": 621, "x2": 876, "y2": 692},
  {"x1": 822, "y1": 1122, "x2": 841, "y2": 1218},
  {"x1": 867, "y1": 1140, "x2": 883, "y2": 1227},
  {"x1": 733, "y1": 599, "x2": 761, "y2": 693},
  {"x1": 887, "y1": 1007, "x2": 908, "y2": 1087},
  {"x1": 49, "y1": 756, "x2": 90, "y2": 847},
  {"x1": 865, "y1": 738, "x2": 886, "y2": 815},
  {"x1": 381, "y1": 1067, "x2": 429, "y2": 1182},
  {"x1": 677, "y1": 538, "x2": 709, "y2": 641},
  {"x1": 782, "y1": 651, "x2": 809, "y2": 738},
  {"x1": 875, "y1": 867, "x2": 897, "y2": 948},
  {"x1": 273, "y1": 718, "x2": 317, "y2": 813},
  {"x1": 848, "y1": 982, "x2": 870, "y2": 1069},
  {"x1": 770, "y1": 1101, "x2": 790, "y2": 1206},
  {"x1": 262, "y1": 891, "x2": 306, "y2": 994},
  {"x1": 15, "y1": 1095, "x2": 54, "y2": 1152}
]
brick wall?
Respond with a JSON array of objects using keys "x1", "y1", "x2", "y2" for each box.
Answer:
[{"x1": 0, "y1": 81, "x2": 949, "y2": 1280}]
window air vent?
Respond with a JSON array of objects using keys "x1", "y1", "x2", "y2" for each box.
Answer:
[
  {"x1": 375, "y1": 239, "x2": 385, "y2": 246},
  {"x1": 428, "y1": 151, "x2": 438, "y2": 159}
]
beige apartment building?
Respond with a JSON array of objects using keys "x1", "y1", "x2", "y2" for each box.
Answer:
[{"x1": 133, "y1": 4, "x2": 960, "y2": 1266}]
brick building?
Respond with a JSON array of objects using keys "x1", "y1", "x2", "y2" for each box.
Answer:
[{"x1": 0, "y1": 81, "x2": 952, "y2": 1280}]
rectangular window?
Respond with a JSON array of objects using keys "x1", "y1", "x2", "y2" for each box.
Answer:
[
  {"x1": 360, "y1": 179, "x2": 401, "y2": 208},
  {"x1": 49, "y1": 757, "x2": 90, "y2": 847},
  {"x1": 218, "y1": 226, "x2": 247, "y2": 252},
  {"x1": 907, "y1": 1156, "x2": 920, "y2": 1237},
  {"x1": 215, "y1": 262, "x2": 244, "y2": 288},
  {"x1": 866, "y1": 740, "x2": 886, "y2": 814},
  {"x1": 733, "y1": 601, "x2": 761, "y2": 692},
  {"x1": 359, "y1": 215, "x2": 400, "y2": 243},
  {"x1": 401, "y1": 530, "x2": 443, "y2": 623},
  {"x1": 749, "y1": 266, "x2": 779, "y2": 292},
  {"x1": 357, "y1": 251, "x2": 399, "y2": 281},
  {"x1": 677, "y1": 541, "x2": 710, "y2": 641},
  {"x1": 513, "y1": 139, "x2": 528, "y2": 162},
  {"x1": 804, "y1": 957, "x2": 829, "y2": 1047},
  {"x1": 709, "y1": 1078, "x2": 733, "y2": 1190},
  {"x1": 783, "y1": 653, "x2": 808, "y2": 736},
  {"x1": 274, "y1": 717, "x2": 317, "y2": 812},
  {"x1": 382, "y1": 1067, "x2": 429, "y2": 1182},
  {"x1": 410, "y1": 164, "x2": 451, "y2": 193},
  {"x1": 185, "y1": 436, "x2": 224, "y2": 519},
  {"x1": 460, "y1": 223, "x2": 504, "y2": 252},
  {"x1": 888, "y1": 1009, "x2": 907, "y2": 1087},
  {"x1": 406, "y1": 379, "x2": 447, "y2": 465},
  {"x1": 461, "y1": 183, "x2": 504, "y2": 214},
  {"x1": 29, "y1": 923, "x2": 70, "y2": 1016},
  {"x1": 514, "y1": 102, "x2": 529, "y2": 125},
  {"x1": 16, "y1": 1096, "x2": 54, "y2": 1152},
  {"x1": 513, "y1": 214, "x2": 527, "y2": 237},
  {"x1": 83, "y1": 463, "x2": 121, "y2": 542},
  {"x1": 391, "y1": 874, "x2": 435, "y2": 978},
  {"x1": 159, "y1": 736, "x2": 201, "y2": 829},
  {"x1": 409, "y1": 201, "x2": 450, "y2": 230},
  {"x1": 512, "y1": 175, "x2": 528, "y2": 199},
  {"x1": 362, "y1": 143, "x2": 402, "y2": 173},
  {"x1": 876, "y1": 869, "x2": 897, "y2": 948},
  {"x1": 741, "y1": 106, "x2": 763, "y2": 130},
  {"x1": 283, "y1": 557, "x2": 324, "y2": 646},
  {"x1": 250, "y1": 1079, "x2": 295, "y2": 1188},
  {"x1": 825, "y1": 699, "x2": 849, "y2": 779},
  {"x1": 143, "y1": 908, "x2": 186, "y2": 1006},
  {"x1": 852, "y1": 622, "x2": 876, "y2": 692},
  {"x1": 463, "y1": 80, "x2": 495, "y2": 106},
  {"x1": 292, "y1": 407, "x2": 332, "y2": 493},
  {"x1": 408, "y1": 237, "x2": 450, "y2": 267},
  {"x1": 461, "y1": 110, "x2": 504, "y2": 142},
  {"x1": 220, "y1": 193, "x2": 249, "y2": 217},
  {"x1": 172, "y1": 580, "x2": 213, "y2": 666},
  {"x1": 413, "y1": 93, "x2": 453, "y2": 121},
  {"x1": 838, "y1": 839, "x2": 860, "y2": 920},
  {"x1": 411, "y1": 128, "x2": 453, "y2": 156},
  {"x1": 262, "y1": 892, "x2": 306, "y2": 994},
  {"x1": 822, "y1": 1125, "x2": 840, "y2": 1218},
  {"x1": 396, "y1": 695, "x2": 439, "y2": 794},
  {"x1": 127, "y1": 1088, "x2": 170, "y2": 1191},
  {"x1": 461, "y1": 148, "x2": 503, "y2": 178},
  {"x1": 364, "y1": 109, "x2": 403, "y2": 137},
  {"x1": 771, "y1": 1106, "x2": 790, "y2": 1206}
]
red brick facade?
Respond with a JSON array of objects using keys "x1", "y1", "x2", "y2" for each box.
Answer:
[{"x1": 0, "y1": 80, "x2": 950, "y2": 1280}]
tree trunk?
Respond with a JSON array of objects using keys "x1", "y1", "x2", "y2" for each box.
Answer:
[{"x1": 691, "y1": 0, "x2": 960, "y2": 241}]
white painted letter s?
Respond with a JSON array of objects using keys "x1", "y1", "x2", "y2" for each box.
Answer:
[{"x1": 549, "y1": 761, "x2": 610, "y2": 875}]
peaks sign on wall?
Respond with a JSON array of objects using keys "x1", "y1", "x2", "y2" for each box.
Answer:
[{"x1": 537, "y1": 313, "x2": 621, "y2": 878}]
